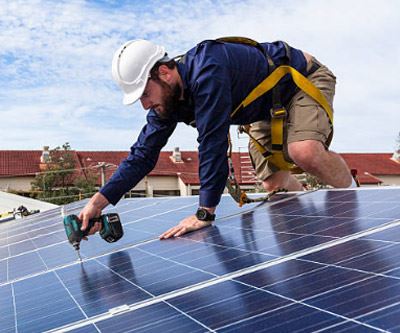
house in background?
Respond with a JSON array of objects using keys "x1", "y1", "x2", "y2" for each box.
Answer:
[
  {"x1": 0, "y1": 147, "x2": 256, "y2": 198},
  {"x1": 1, "y1": 148, "x2": 399, "y2": 198},
  {"x1": 341, "y1": 153, "x2": 400, "y2": 186}
]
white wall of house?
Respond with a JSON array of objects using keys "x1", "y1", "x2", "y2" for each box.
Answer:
[
  {"x1": 133, "y1": 176, "x2": 180, "y2": 192},
  {"x1": 377, "y1": 175, "x2": 400, "y2": 186},
  {"x1": 178, "y1": 177, "x2": 191, "y2": 196},
  {"x1": 0, "y1": 177, "x2": 35, "y2": 192}
]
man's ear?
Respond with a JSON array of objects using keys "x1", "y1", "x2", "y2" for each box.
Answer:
[{"x1": 158, "y1": 65, "x2": 172, "y2": 82}]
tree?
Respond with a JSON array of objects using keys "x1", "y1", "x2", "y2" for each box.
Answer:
[
  {"x1": 74, "y1": 169, "x2": 98, "y2": 200},
  {"x1": 31, "y1": 143, "x2": 97, "y2": 204}
]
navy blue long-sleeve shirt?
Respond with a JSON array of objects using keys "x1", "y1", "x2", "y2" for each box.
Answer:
[{"x1": 101, "y1": 40, "x2": 308, "y2": 208}]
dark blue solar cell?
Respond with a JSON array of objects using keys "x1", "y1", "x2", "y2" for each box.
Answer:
[
  {"x1": 55, "y1": 260, "x2": 151, "y2": 317},
  {"x1": 96, "y1": 302, "x2": 206, "y2": 333},
  {"x1": 0, "y1": 261, "x2": 7, "y2": 284},
  {"x1": 264, "y1": 265, "x2": 370, "y2": 301},
  {"x1": 170, "y1": 281, "x2": 253, "y2": 312},
  {"x1": 260, "y1": 234, "x2": 333, "y2": 256},
  {"x1": 359, "y1": 302, "x2": 400, "y2": 332},
  {"x1": 97, "y1": 248, "x2": 214, "y2": 297},
  {"x1": 302, "y1": 238, "x2": 391, "y2": 265},
  {"x1": 236, "y1": 259, "x2": 323, "y2": 288},
  {"x1": 0, "y1": 285, "x2": 16, "y2": 333},
  {"x1": 8, "y1": 252, "x2": 47, "y2": 281},
  {"x1": 0, "y1": 245, "x2": 9, "y2": 257},
  {"x1": 169, "y1": 281, "x2": 290, "y2": 329},
  {"x1": 8, "y1": 240, "x2": 36, "y2": 256},
  {"x1": 309, "y1": 320, "x2": 382, "y2": 333},
  {"x1": 314, "y1": 217, "x2": 393, "y2": 238},
  {"x1": 337, "y1": 243, "x2": 400, "y2": 274},
  {"x1": 31, "y1": 230, "x2": 65, "y2": 248},
  {"x1": 363, "y1": 225, "x2": 400, "y2": 242},
  {"x1": 17, "y1": 308, "x2": 85, "y2": 333},
  {"x1": 217, "y1": 303, "x2": 343, "y2": 332},
  {"x1": 13, "y1": 272, "x2": 85, "y2": 332},
  {"x1": 306, "y1": 276, "x2": 400, "y2": 318},
  {"x1": 38, "y1": 243, "x2": 80, "y2": 268}
]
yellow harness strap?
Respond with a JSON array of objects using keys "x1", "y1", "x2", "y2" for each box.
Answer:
[{"x1": 232, "y1": 65, "x2": 333, "y2": 171}]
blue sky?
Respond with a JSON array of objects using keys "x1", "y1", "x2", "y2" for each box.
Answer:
[{"x1": 0, "y1": 0, "x2": 399, "y2": 152}]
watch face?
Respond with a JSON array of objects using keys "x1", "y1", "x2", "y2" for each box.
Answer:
[{"x1": 197, "y1": 209, "x2": 207, "y2": 220}]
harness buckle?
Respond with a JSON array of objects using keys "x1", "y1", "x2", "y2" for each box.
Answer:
[{"x1": 270, "y1": 106, "x2": 287, "y2": 119}]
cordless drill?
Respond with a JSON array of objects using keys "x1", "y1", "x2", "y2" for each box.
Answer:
[{"x1": 63, "y1": 213, "x2": 123, "y2": 261}]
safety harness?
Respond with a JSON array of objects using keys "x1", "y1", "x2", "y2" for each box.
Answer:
[{"x1": 219, "y1": 37, "x2": 334, "y2": 206}]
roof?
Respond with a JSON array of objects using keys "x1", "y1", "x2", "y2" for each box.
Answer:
[
  {"x1": 0, "y1": 150, "x2": 42, "y2": 176},
  {"x1": 0, "y1": 150, "x2": 253, "y2": 186},
  {"x1": 0, "y1": 190, "x2": 58, "y2": 213},
  {"x1": 342, "y1": 153, "x2": 400, "y2": 184},
  {"x1": 1, "y1": 150, "x2": 399, "y2": 186}
]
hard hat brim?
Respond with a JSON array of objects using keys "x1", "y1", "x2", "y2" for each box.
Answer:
[{"x1": 122, "y1": 84, "x2": 145, "y2": 105}]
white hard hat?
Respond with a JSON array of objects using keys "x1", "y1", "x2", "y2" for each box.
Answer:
[{"x1": 112, "y1": 39, "x2": 166, "y2": 105}]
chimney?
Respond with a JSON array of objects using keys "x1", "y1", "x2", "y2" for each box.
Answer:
[
  {"x1": 170, "y1": 147, "x2": 183, "y2": 163},
  {"x1": 39, "y1": 146, "x2": 51, "y2": 171},
  {"x1": 392, "y1": 150, "x2": 400, "y2": 163},
  {"x1": 40, "y1": 146, "x2": 50, "y2": 163}
]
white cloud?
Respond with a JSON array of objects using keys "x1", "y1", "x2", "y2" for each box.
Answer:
[{"x1": 0, "y1": 0, "x2": 399, "y2": 152}]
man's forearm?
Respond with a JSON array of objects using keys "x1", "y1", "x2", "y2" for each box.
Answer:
[{"x1": 89, "y1": 192, "x2": 110, "y2": 211}]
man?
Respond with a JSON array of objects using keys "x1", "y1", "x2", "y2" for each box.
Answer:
[{"x1": 79, "y1": 38, "x2": 354, "y2": 239}]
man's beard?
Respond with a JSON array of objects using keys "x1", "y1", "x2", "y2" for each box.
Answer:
[{"x1": 156, "y1": 81, "x2": 182, "y2": 119}]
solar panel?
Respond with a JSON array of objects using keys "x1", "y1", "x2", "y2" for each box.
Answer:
[{"x1": 0, "y1": 187, "x2": 399, "y2": 332}]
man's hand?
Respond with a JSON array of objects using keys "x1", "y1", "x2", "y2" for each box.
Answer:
[
  {"x1": 159, "y1": 215, "x2": 213, "y2": 239},
  {"x1": 78, "y1": 192, "x2": 109, "y2": 236}
]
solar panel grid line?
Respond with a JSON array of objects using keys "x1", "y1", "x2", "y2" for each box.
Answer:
[
  {"x1": 2, "y1": 240, "x2": 66, "y2": 262},
  {"x1": 1, "y1": 220, "x2": 64, "y2": 245},
  {"x1": 105, "y1": 198, "x2": 188, "y2": 215},
  {"x1": 354, "y1": 300, "x2": 400, "y2": 328},
  {"x1": 47, "y1": 216, "x2": 400, "y2": 332},
  {"x1": 53, "y1": 271, "x2": 101, "y2": 333},
  {"x1": 303, "y1": 275, "x2": 400, "y2": 327},
  {"x1": 136, "y1": 246, "x2": 220, "y2": 278},
  {"x1": 183, "y1": 219, "x2": 400, "y2": 275},
  {"x1": 300, "y1": 241, "x2": 400, "y2": 277},
  {"x1": 0, "y1": 236, "x2": 160, "y2": 287},
  {"x1": 118, "y1": 202, "x2": 198, "y2": 226},
  {"x1": 313, "y1": 320, "x2": 382, "y2": 333},
  {"x1": 225, "y1": 279, "x2": 387, "y2": 333},
  {"x1": 11, "y1": 282, "x2": 18, "y2": 333},
  {"x1": 321, "y1": 245, "x2": 400, "y2": 276},
  {"x1": 212, "y1": 225, "x2": 338, "y2": 246},
  {"x1": 279, "y1": 264, "x2": 378, "y2": 303},
  {"x1": 159, "y1": 301, "x2": 216, "y2": 333}
]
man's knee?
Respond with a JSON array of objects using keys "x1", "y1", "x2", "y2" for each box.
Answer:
[
  {"x1": 262, "y1": 171, "x2": 290, "y2": 192},
  {"x1": 288, "y1": 140, "x2": 326, "y2": 171}
]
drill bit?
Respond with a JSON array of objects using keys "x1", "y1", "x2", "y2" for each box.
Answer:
[
  {"x1": 72, "y1": 242, "x2": 82, "y2": 262},
  {"x1": 77, "y1": 250, "x2": 82, "y2": 262}
]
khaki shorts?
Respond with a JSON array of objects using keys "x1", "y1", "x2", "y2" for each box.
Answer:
[{"x1": 248, "y1": 58, "x2": 336, "y2": 181}]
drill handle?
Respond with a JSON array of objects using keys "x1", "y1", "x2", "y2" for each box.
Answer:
[{"x1": 81, "y1": 217, "x2": 102, "y2": 237}]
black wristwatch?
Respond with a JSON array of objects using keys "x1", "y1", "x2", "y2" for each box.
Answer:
[{"x1": 196, "y1": 208, "x2": 216, "y2": 222}]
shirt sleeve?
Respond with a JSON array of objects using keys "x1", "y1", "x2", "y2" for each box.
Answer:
[
  {"x1": 191, "y1": 43, "x2": 232, "y2": 208},
  {"x1": 100, "y1": 110, "x2": 177, "y2": 205}
]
